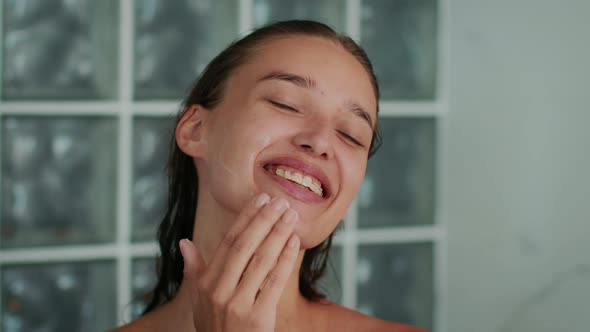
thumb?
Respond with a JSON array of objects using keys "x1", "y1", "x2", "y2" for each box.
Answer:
[{"x1": 179, "y1": 239, "x2": 205, "y2": 283}]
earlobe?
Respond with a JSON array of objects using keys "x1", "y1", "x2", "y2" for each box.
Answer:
[{"x1": 176, "y1": 104, "x2": 209, "y2": 158}]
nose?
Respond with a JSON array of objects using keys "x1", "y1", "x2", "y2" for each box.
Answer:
[{"x1": 292, "y1": 122, "x2": 333, "y2": 159}]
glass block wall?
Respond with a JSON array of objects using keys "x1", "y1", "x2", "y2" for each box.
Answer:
[{"x1": 0, "y1": 0, "x2": 446, "y2": 331}]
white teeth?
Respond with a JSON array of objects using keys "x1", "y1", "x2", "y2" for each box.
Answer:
[
  {"x1": 273, "y1": 168, "x2": 323, "y2": 197},
  {"x1": 309, "y1": 184, "x2": 323, "y2": 196}
]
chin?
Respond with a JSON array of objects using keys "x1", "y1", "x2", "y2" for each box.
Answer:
[{"x1": 293, "y1": 222, "x2": 335, "y2": 250}]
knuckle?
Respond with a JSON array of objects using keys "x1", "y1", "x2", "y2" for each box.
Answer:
[
  {"x1": 223, "y1": 230, "x2": 238, "y2": 247},
  {"x1": 226, "y1": 300, "x2": 245, "y2": 318},
  {"x1": 247, "y1": 315, "x2": 265, "y2": 329},
  {"x1": 250, "y1": 252, "x2": 264, "y2": 270},
  {"x1": 266, "y1": 272, "x2": 280, "y2": 288},
  {"x1": 231, "y1": 238, "x2": 246, "y2": 253},
  {"x1": 209, "y1": 289, "x2": 226, "y2": 306},
  {"x1": 272, "y1": 221, "x2": 291, "y2": 236},
  {"x1": 258, "y1": 206, "x2": 279, "y2": 222},
  {"x1": 196, "y1": 277, "x2": 209, "y2": 291}
]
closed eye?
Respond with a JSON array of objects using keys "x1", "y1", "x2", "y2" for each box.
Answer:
[
  {"x1": 337, "y1": 130, "x2": 365, "y2": 148},
  {"x1": 268, "y1": 100, "x2": 300, "y2": 113}
]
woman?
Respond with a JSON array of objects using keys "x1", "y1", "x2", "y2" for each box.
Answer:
[{"x1": 115, "y1": 20, "x2": 425, "y2": 332}]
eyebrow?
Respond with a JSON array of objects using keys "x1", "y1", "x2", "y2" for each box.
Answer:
[
  {"x1": 258, "y1": 70, "x2": 374, "y2": 129},
  {"x1": 345, "y1": 100, "x2": 374, "y2": 129},
  {"x1": 258, "y1": 70, "x2": 316, "y2": 89}
]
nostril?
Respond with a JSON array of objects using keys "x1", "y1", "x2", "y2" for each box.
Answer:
[{"x1": 299, "y1": 144, "x2": 329, "y2": 159}]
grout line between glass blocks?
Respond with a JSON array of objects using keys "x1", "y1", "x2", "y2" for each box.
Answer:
[
  {"x1": 1, "y1": 1, "x2": 5, "y2": 322},
  {"x1": 340, "y1": 0, "x2": 362, "y2": 312},
  {"x1": 346, "y1": 0, "x2": 361, "y2": 41},
  {"x1": 437, "y1": 0, "x2": 451, "y2": 111},
  {"x1": 0, "y1": 244, "x2": 119, "y2": 264},
  {"x1": 116, "y1": 0, "x2": 135, "y2": 324},
  {"x1": 0, "y1": 0, "x2": 4, "y2": 98},
  {"x1": 0, "y1": 0, "x2": 4, "y2": 252},
  {"x1": 132, "y1": 101, "x2": 181, "y2": 116},
  {"x1": 379, "y1": 101, "x2": 445, "y2": 117},
  {"x1": 357, "y1": 225, "x2": 443, "y2": 244},
  {"x1": 342, "y1": 197, "x2": 359, "y2": 309},
  {"x1": 0, "y1": 115, "x2": 2, "y2": 331},
  {"x1": 0, "y1": 101, "x2": 446, "y2": 117},
  {"x1": 0, "y1": 101, "x2": 121, "y2": 115},
  {"x1": 435, "y1": 233, "x2": 448, "y2": 332},
  {"x1": 435, "y1": 0, "x2": 451, "y2": 330},
  {"x1": 128, "y1": 241, "x2": 159, "y2": 257},
  {"x1": 434, "y1": 115, "x2": 449, "y2": 332},
  {"x1": 0, "y1": 242, "x2": 159, "y2": 264},
  {"x1": 238, "y1": 0, "x2": 253, "y2": 35},
  {"x1": 333, "y1": 225, "x2": 441, "y2": 245}
]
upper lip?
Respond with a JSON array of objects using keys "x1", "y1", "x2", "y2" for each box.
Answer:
[{"x1": 262, "y1": 156, "x2": 332, "y2": 197}]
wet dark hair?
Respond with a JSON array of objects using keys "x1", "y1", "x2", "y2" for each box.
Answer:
[{"x1": 143, "y1": 20, "x2": 382, "y2": 313}]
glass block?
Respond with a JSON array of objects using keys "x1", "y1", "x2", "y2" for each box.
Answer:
[
  {"x1": 130, "y1": 258, "x2": 158, "y2": 319},
  {"x1": 357, "y1": 242, "x2": 433, "y2": 330},
  {"x1": 1, "y1": 116, "x2": 118, "y2": 247},
  {"x1": 317, "y1": 244, "x2": 343, "y2": 304},
  {"x1": 361, "y1": 0, "x2": 437, "y2": 100},
  {"x1": 1, "y1": 261, "x2": 116, "y2": 332},
  {"x1": 132, "y1": 116, "x2": 174, "y2": 242},
  {"x1": 253, "y1": 0, "x2": 346, "y2": 32},
  {"x1": 358, "y1": 118, "x2": 435, "y2": 228},
  {"x1": 134, "y1": 0, "x2": 238, "y2": 100},
  {"x1": 2, "y1": 0, "x2": 119, "y2": 99}
]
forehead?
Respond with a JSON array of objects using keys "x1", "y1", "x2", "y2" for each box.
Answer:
[{"x1": 227, "y1": 36, "x2": 377, "y2": 116}]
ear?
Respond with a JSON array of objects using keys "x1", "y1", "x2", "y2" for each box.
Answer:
[{"x1": 176, "y1": 104, "x2": 210, "y2": 158}]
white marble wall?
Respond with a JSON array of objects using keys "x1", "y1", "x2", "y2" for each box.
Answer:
[{"x1": 445, "y1": 0, "x2": 590, "y2": 331}]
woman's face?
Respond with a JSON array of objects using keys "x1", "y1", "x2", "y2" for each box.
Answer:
[{"x1": 200, "y1": 36, "x2": 377, "y2": 248}]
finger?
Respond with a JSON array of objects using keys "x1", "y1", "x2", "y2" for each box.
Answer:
[
  {"x1": 255, "y1": 234, "x2": 300, "y2": 309},
  {"x1": 179, "y1": 239, "x2": 207, "y2": 301},
  {"x1": 180, "y1": 239, "x2": 205, "y2": 282},
  {"x1": 205, "y1": 193, "x2": 270, "y2": 280},
  {"x1": 232, "y1": 208, "x2": 298, "y2": 304},
  {"x1": 213, "y1": 197, "x2": 290, "y2": 299}
]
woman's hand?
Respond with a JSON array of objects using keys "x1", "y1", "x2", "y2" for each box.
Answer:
[{"x1": 179, "y1": 193, "x2": 300, "y2": 332}]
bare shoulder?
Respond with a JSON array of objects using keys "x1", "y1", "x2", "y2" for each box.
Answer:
[
  {"x1": 110, "y1": 312, "x2": 160, "y2": 332},
  {"x1": 110, "y1": 303, "x2": 192, "y2": 332},
  {"x1": 315, "y1": 300, "x2": 427, "y2": 332},
  {"x1": 110, "y1": 317, "x2": 149, "y2": 332}
]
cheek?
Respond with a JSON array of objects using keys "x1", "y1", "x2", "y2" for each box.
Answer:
[
  {"x1": 206, "y1": 122, "x2": 258, "y2": 197},
  {"x1": 344, "y1": 156, "x2": 368, "y2": 193},
  {"x1": 255, "y1": 134, "x2": 271, "y2": 149},
  {"x1": 207, "y1": 116, "x2": 279, "y2": 199}
]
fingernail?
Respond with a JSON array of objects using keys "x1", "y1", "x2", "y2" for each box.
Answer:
[
  {"x1": 271, "y1": 197, "x2": 289, "y2": 211},
  {"x1": 255, "y1": 193, "x2": 270, "y2": 207},
  {"x1": 288, "y1": 235, "x2": 300, "y2": 248},
  {"x1": 179, "y1": 239, "x2": 188, "y2": 252},
  {"x1": 283, "y1": 209, "x2": 298, "y2": 224}
]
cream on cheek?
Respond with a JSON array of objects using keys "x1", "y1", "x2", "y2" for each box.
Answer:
[
  {"x1": 208, "y1": 121, "x2": 270, "y2": 200},
  {"x1": 214, "y1": 140, "x2": 254, "y2": 198},
  {"x1": 256, "y1": 134, "x2": 271, "y2": 149}
]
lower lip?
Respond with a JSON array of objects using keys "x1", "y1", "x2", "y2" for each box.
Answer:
[{"x1": 264, "y1": 168, "x2": 325, "y2": 203}]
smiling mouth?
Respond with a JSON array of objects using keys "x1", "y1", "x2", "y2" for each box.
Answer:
[{"x1": 264, "y1": 164, "x2": 326, "y2": 198}]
